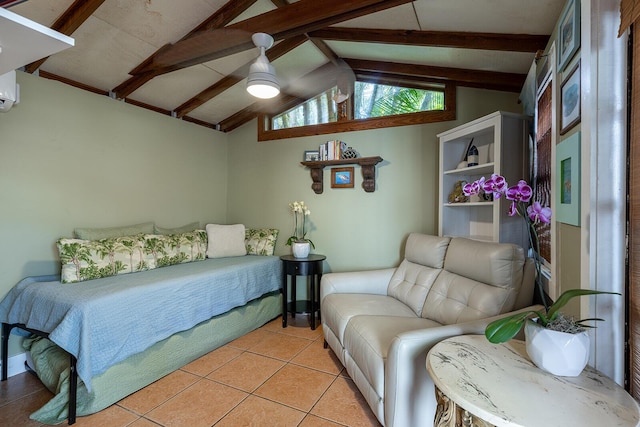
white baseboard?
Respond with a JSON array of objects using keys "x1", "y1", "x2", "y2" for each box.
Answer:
[{"x1": 1, "y1": 352, "x2": 28, "y2": 378}]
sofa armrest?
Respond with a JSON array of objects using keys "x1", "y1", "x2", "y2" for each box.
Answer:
[
  {"x1": 320, "y1": 268, "x2": 395, "y2": 302},
  {"x1": 383, "y1": 304, "x2": 544, "y2": 427}
]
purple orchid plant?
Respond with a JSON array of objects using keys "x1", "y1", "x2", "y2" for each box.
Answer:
[
  {"x1": 462, "y1": 174, "x2": 551, "y2": 303},
  {"x1": 464, "y1": 174, "x2": 619, "y2": 343},
  {"x1": 463, "y1": 174, "x2": 552, "y2": 225}
]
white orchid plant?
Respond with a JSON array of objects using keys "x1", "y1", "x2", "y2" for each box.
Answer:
[
  {"x1": 463, "y1": 174, "x2": 618, "y2": 343},
  {"x1": 286, "y1": 201, "x2": 315, "y2": 248}
]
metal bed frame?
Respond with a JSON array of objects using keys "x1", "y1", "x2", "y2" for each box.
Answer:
[{"x1": 1, "y1": 323, "x2": 78, "y2": 425}]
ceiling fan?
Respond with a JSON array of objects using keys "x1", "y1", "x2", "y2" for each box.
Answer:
[
  {"x1": 244, "y1": 31, "x2": 356, "y2": 107},
  {"x1": 246, "y1": 33, "x2": 280, "y2": 99}
]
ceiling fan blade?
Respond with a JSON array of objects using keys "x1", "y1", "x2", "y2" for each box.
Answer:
[{"x1": 280, "y1": 62, "x2": 344, "y2": 99}]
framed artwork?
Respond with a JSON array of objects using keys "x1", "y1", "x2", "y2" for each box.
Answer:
[
  {"x1": 534, "y1": 81, "x2": 553, "y2": 263},
  {"x1": 535, "y1": 52, "x2": 550, "y2": 91},
  {"x1": 304, "y1": 150, "x2": 320, "y2": 161},
  {"x1": 331, "y1": 167, "x2": 354, "y2": 188},
  {"x1": 556, "y1": 132, "x2": 580, "y2": 226},
  {"x1": 557, "y1": 0, "x2": 580, "y2": 72},
  {"x1": 560, "y1": 61, "x2": 581, "y2": 135}
]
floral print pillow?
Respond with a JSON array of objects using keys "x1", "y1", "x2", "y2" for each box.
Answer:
[
  {"x1": 245, "y1": 228, "x2": 279, "y2": 256},
  {"x1": 57, "y1": 230, "x2": 208, "y2": 283}
]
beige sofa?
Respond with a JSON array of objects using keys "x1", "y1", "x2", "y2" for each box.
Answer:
[{"x1": 320, "y1": 233, "x2": 537, "y2": 427}]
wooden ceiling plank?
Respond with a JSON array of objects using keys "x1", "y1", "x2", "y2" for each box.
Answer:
[
  {"x1": 133, "y1": 0, "x2": 413, "y2": 75},
  {"x1": 308, "y1": 27, "x2": 549, "y2": 53},
  {"x1": 24, "y1": 0, "x2": 107, "y2": 73},
  {"x1": 174, "y1": 35, "x2": 306, "y2": 117},
  {"x1": 112, "y1": 0, "x2": 257, "y2": 98}
]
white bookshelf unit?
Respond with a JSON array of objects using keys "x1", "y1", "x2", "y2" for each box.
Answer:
[{"x1": 438, "y1": 111, "x2": 530, "y2": 248}]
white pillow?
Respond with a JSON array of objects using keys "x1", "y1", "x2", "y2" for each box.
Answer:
[{"x1": 205, "y1": 224, "x2": 247, "y2": 258}]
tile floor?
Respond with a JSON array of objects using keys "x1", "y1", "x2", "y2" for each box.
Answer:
[{"x1": 0, "y1": 315, "x2": 382, "y2": 427}]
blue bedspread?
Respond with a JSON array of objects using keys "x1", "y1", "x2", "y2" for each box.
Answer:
[{"x1": 0, "y1": 255, "x2": 282, "y2": 391}]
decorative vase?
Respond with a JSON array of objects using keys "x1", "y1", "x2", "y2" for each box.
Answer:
[
  {"x1": 292, "y1": 241, "x2": 311, "y2": 258},
  {"x1": 342, "y1": 147, "x2": 358, "y2": 159},
  {"x1": 524, "y1": 319, "x2": 590, "y2": 377},
  {"x1": 466, "y1": 144, "x2": 479, "y2": 166}
]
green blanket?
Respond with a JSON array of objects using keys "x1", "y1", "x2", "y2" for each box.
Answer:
[{"x1": 25, "y1": 291, "x2": 281, "y2": 425}]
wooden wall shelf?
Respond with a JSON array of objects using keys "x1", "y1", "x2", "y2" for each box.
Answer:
[{"x1": 300, "y1": 156, "x2": 383, "y2": 194}]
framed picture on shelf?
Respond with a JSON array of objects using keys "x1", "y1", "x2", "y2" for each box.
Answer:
[
  {"x1": 556, "y1": 132, "x2": 580, "y2": 226},
  {"x1": 331, "y1": 167, "x2": 354, "y2": 188},
  {"x1": 560, "y1": 61, "x2": 581, "y2": 135},
  {"x1": 557, "y1": 0, "x2": 580, "y2": 72},
  {"x1": 304, "y1": 150, "x2": 320, "y2": 162}
]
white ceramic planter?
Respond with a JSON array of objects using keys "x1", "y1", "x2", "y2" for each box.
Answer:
[
  {"x1": 524, "y1": 319, "x2": 590, "y2": 377},
  {"x1": 292, "y1": 241, "x2": 311, "y2": 258}
]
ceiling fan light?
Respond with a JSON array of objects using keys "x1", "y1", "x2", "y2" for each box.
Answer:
[
  {"x1": 247, "y1": 80, "x2": 279, "y2": 99},
  {"x1": 247, "y1": 54, "x2": 280, "y2": 99}
]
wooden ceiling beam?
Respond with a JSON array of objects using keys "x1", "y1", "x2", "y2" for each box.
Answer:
[
  {"x1": 185, "y1": 0, "x2": 259, "y2": 36},
  {"x1": 174, "y1": 35, "x2": 307, "y2": 118},
  {"x1": 308, "y1": 27, "x2": 549, "y2": 53},
  {"x1": 354, "y1": 69, "x2": 520, "y2": 93},
  {"x1": 112, "y1": 0, "x2": 258, "y2": 99},
  {"x1": 38, "y1": 70, "x2": 108, "y2": 96},
  {"x1": 24, "y1": 0, "x2": 107, "y2": 73},
  {"x1": 219, "y1": 93, "x2": 302, "y2": 133},
  {"x1": 345, "y1": 58, "x2": 526, "y2": 92},
  {"x1": 132, "y1": 0, "x2": 413, "y2": 76}
]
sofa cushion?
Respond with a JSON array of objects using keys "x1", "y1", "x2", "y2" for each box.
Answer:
[
  {"x1": 343, "y1": 315, "x2": 442, "y2": 398},
  {"x1": 322, "y1": 294, "x2": 416, "y2": 343},
  {"x1": 418, "y1": 237, "x2": 525, "y2": 323},
  {"x1": 443, "y1": 237, "x2": 525, "y2": 289},
  {"x1": 422, "y1": 270, "x2": 517, "y2": 324},
  {"x1": 404, "y1": 233, "x2": 451, "y2": 268},
  {"x1": 153, "y1": 222, "x2": 200, "y2": 235},
  {"x1": 74, "y1": 222, "x2": 155, "y2": 240},
  {"x1": 387, "y1": 260, "x2": 442, "y2": 316}
]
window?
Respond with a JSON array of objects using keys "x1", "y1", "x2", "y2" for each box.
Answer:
[
  {"x1": 259, "y1": 80, "x2": 455, "y2": 141},
  {"x1": 354, "y1": 81, "x2": 445, "y2": 119},
  {"x1": 272, "y1": 88, "x2": 339, "y2": 130}
]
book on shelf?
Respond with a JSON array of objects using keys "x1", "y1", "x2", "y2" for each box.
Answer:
[{"x1": 319, "y1": 140, "x2": 348, "y2": 161}]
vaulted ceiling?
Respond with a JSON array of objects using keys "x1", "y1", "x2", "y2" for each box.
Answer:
[{"x1": 4, "y1": 0, "x2": 565, "y2": 132}]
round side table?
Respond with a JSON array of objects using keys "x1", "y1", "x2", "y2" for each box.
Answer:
[
  {"x1": 280, "y1": 254, "x2": 326, "y2": 330},
  {"x1": 426, "y1": 334, "x2": 640, "y2": 426}
]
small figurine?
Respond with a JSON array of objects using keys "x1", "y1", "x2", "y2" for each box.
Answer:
[{"x1": 448, "y1": 180, "x2": 469, "y2": 203}]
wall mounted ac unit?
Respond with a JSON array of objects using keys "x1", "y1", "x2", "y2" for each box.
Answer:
[{"x1": 0, "y1": 70, "x2": 19, "y2": 112}]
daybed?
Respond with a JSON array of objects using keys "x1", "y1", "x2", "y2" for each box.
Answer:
[
  {"x1": 0, "y1": 224, "x2": 282, "y2": 425},
  {"x1": 321, "y1": 233, "x2": 539, "y2": 427}
]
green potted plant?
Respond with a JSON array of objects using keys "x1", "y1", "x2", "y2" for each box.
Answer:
[
  {"x1": 286, "y1": 200, "x2": 315, "y2": 258},
  {"x1": 464, "y1": 174, "x2": 619, "y2": 376}
]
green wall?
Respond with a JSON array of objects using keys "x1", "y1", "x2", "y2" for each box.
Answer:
[
  {"x1": 0, "y1": 71, "x2": 229, "y2": 308},
  {"x1": 227, "y1": 87, "x2": 522, "y2": 273},
  {"x1": 0, "y1": 73, "x2": 520, "y2": 357}
]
